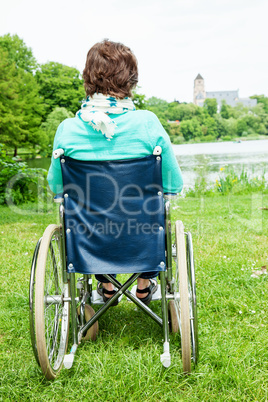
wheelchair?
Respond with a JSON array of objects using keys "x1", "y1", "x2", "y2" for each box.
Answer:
[{"x1": 29, "y1": 146, "x2": 198, "y2": 380}]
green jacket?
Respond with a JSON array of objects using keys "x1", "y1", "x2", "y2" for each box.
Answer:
[{"x1": 47, "y1": 110, "x2": 183, "y2": 194}]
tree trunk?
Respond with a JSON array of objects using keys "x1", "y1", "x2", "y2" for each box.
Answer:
[{"x1": 14, "y1": 147, "x2": 17, "y2": 157}]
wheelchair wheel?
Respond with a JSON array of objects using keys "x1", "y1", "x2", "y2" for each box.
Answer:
[
  {"x1": 174, "y1": 220, "x2": 191, "y2": 373},
  {"x1": 77, "y1": 304, "x2": 99, "y2": 341},
  {"x1": 168, "y1": 300, "x2": 179, "y2": 333},
  {"x1": 186, "y1": 232, "x2": 199, "y2": 366},
  {"x1": 29, "y1": 238, "x2": 42, "y2": 366},
  {"x1": 35, "y1": 224, "x2": 70, "y2": 380}
]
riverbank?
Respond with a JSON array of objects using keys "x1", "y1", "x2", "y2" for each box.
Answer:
[
  {"x1": 5, "y1": 134, "x2": 268, "y2": 161},
  {"x1": 7, "y1": 137, "x2": 268, "y2": 175},
  {"x1": 173, "y1": 138, "x2": 268, "y2": 156},
  {"x1": 172, "y1": 133, "x2": 268, "y2": 146},
  {"x1": 173, "y1": 138, "x2": 268, "y2": 189},
  {"x1": 0, "y1": 194, "x2": 267, "y2": 400}
]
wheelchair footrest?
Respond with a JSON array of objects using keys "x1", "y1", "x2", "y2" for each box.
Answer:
[
  {"x1": 64, "y1": 344, "x2": 77, "y2": 369},
  {"x1": 90, "y1": 289, "x2": 123, "y2": 305},
  {"x1": 160, "y1": 341, "x2": 171, "y2": 368},
  {"x1": 64, "y1": 354, "x2": 75, "y2": 369},
  {"x1": 127, "y1": 285, "x2": 162, "y2": 302}
]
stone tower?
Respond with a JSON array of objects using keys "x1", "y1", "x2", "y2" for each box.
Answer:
[{"x1": 193, "y1": 74, "x2": 205, "y2": 106}]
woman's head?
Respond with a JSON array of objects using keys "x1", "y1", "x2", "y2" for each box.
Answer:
[{"x1": 83, "y1": 40, "x2": 138, "y2": 99}]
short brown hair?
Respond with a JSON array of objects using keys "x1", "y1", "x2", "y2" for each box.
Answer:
[{"x1": 83, "y1": 40, "x2": 138, "y2": 99}]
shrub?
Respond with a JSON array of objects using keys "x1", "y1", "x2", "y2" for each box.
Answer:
[
  {"x1": 185, "y1": 164, "x2": 268, "y2": 197},
  {"x1": 215, "y1": 167, "x2": 267, "y2": 195},
  {"x1": 222, "y1": 135, "x2": 232, "y2": 141},
  {"x1": 38, "y1": 107, "x2": 74, "y2": 156},
  {"x1": 200, "y1": 135, "x2": 216, "y2": 142},
  {"x1": 172, "y1": 136, "x2": 185, "y2": 144},
  {"x1": 0, "y1": 144, "x2": 48, "y2": 205},
  {"x1": 184, "y1": 156, "x2": 216, "y2": 197}
]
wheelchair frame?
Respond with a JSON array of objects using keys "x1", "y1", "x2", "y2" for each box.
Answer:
[{"x1": 29, "y1": 158, "x2": 198, "y2": 380}]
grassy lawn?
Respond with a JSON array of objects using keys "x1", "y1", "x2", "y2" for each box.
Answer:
[{"x1": 0, "y1": 194, "x2": 267, "y2": 401}]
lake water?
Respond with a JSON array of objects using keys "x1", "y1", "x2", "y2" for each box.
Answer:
[
  {"x1": 26, "y1": 139, "x2": 268, "y2": 189},
  {"x1": 27, "y1": 156, "x2": 51, "y2": 170},
  {"x1": 173, "y1": 139, "x2": 268, "y2": 188}
]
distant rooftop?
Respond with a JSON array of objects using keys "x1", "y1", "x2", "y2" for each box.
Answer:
[
  {"x1": 195, "y1": 73, "x2": 203, "y2": 80},
  {"x1": 206, "y1": 90, "x2": 238, "y2": 97},
  {"x1": 206, "y1": 90, "x2": 256, "y2": 107},
  {"x1": 193, "y1": 74, "x2": 257, "y2": 108}
]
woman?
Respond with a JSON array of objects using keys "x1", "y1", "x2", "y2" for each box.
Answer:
[{"x1": 47, "y1": 39, "x2": 183, "y2": 305}]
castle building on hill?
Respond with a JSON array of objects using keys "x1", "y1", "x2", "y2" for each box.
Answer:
[{"x1": 193, "y1": 74, "x2": 257, "y2": 108}]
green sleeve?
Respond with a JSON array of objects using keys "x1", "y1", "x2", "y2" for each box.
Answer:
[
  {"x1": 47, "y1": 123, "x2": 64, "y2": 194},
  {"x1": 147, "y1": 113, "x2": 183, "y2": 193}
]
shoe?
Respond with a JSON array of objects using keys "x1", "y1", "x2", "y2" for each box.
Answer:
[
  {"x1": 136, "y1": 279, "x2": 158, "y2": 306},
  {"x1": 97, "y1": 282, "x2": 119, "y2": 306}
]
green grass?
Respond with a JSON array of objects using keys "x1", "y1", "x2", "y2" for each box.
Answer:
[{"x1": 0, "y1": 195, "x2": 268, "y2": 401}]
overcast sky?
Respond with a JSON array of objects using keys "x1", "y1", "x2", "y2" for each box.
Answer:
[{"x1": 1, "y1": 0, "x2": 267, "y2": 103}]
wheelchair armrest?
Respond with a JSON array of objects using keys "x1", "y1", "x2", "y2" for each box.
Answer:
[
  {"x1": 53, "y1": 194, "x2": 64, "y2": 203},
  {"x1": 164, "y1": 193, "x2": 178, "y2": 200},
  {"x1": 53, "y1": 148, "x2": 64, "y2": 159}
]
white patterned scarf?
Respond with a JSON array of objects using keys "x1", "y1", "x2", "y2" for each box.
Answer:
[{"x1": 76, "y1": 93, "x2": 135, "y2": 140}]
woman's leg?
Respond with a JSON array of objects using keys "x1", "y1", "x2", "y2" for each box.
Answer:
[
  {"x1": 95, "y1": 274, "x2": 116, "y2": 283},
  {"x1": 139, "y1": 272, "x2": 159, "y2": 280},
  {"x1": 95, "y1": 274, "x2": 117, "y2": 299},
  {"x1": 136, "y1": 272, "x2": 159, "y2": 301},
  {"x1": 95, "y1": 272, "x2": 159, "y2": 302}
]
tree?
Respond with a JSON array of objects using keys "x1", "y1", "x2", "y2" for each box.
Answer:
[
  {"x1": 159, "y1": 118, "x2": 171, "y2": 135},
  {"x1": 179, "y1": 118, "x2": 202, "y2": 141},
  {"x1": 0, "y1": 50, "x2": 25, "y2": 152},
  {"x1": 0, "y1": 34, "x2": 37, "y2": 73},
  {"x1": 203, "y1": 98, "x2": 218, "y2": 117},
  {"x1": 171, "y1": 103, "x2": 200, "y2": 122},
  {"x1": 214, "y1": 115, "x2": 230, "y2": 138},
  {"x1": 225, "y1": 118, "x2": 237, "y2": 138},
  {"x1": 16, "y1": 70, "x2": 45, "y2": 151},
  {"x1": 0, "y1": 35, "x2": 45, "y2": 155},
  {"x1": 220, "y1": 100, "x2": 232, "y2": 119},
  {"x1": 35, "y1": 62, "x2": 85, "y2": 116},
  {"x1": 201, "y1": 116, "x2": 218, "y2": 138},
  {"x1": 38, "y1": 107, "x2": 74, "y2": 155},
  {"x1": 147, "y1": 97, "x2": 169, "y2": 120},
  {"x1": 236, "y1": 118, "x2": 248, "y2": 136},
  {"x1": 250, "y1": 95, "x2": 268, "y2": 114},
  {"x1": 147, "y1": 97, "x2": 169, "y2": 108},
  {"x1": 132, "y1": 90, "x2": 147, "y2": 110},
  {"x1": 252, "y1": 104, "x2": 268, "y2": 133}
]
